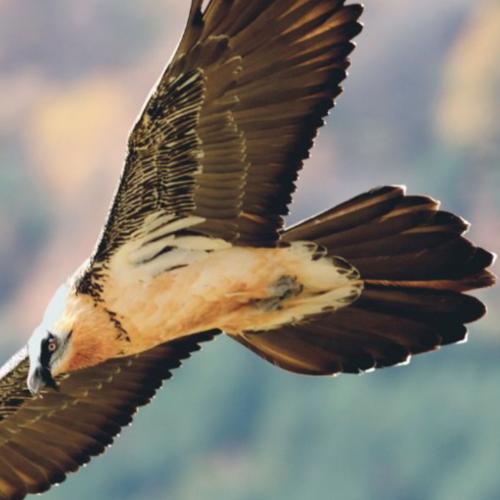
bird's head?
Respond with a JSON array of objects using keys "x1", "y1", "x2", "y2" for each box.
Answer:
[
  {"x1": 26, "y1": 283, "x2": 74, "y2": 394},
  {"x1": 26, "y1": 278, "x2": 122, "y2": 394},
  {"x1": 27, "y1": 327, "x2": 74, "y2": 394}
]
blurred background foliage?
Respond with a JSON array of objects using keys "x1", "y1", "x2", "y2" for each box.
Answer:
[{"x1": 0, "y1": 1, "x2": 498, "y2": 499}]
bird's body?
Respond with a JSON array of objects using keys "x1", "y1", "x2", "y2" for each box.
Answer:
[
  {"x1": 52, "y1": 232, "x2": 362, "y2": 374},
  {"x1": 0, "y1": 0, "x2": 495, "y2": 498}
]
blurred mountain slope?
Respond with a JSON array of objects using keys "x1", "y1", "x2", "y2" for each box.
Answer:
[{"x1": 436, "y1": 0, "x2": 500, "y2": 151}]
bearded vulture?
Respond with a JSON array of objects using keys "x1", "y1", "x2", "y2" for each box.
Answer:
[{"x1": 0, "y1": 0, "x2": 495, "y2": 498}]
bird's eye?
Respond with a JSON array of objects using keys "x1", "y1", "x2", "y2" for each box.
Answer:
[{"x1": 47, "y1": 337, "x2": 58, "y2": 353}]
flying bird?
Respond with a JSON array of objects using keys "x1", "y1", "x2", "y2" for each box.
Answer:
[{"x1": 0, "y1": 0, "x2": 495, "y2": 498}]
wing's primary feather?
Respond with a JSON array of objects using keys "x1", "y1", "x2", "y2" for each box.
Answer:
[
  {"x1": 0, "y1": 331, "x2": 218, "y2": 499},
  {"x1": 83, "y1": 0, "x2": 363, "y2": 290}
]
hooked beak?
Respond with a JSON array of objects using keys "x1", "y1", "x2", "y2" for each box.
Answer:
[{"x1": 27, "y1": 365, "x2": 59, "y2": 395}]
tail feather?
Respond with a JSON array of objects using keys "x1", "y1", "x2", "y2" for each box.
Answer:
[
  {"x1": 284, "y1": 186, "x2": 495, "y2": 286},
  {"x1": 231, "y1": 186, "x2": 495, "y2": 375}
]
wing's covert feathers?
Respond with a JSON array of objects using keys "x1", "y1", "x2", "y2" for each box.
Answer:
[{"x1": 0, "y1": 331, "x2": 219, "y2": 499}]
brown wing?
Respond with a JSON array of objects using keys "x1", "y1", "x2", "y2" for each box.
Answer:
[
  {"x1": 87, "y1": 0, "x2": 363, "y2": 273},
  {"x1": 233, "y1": 290, "x2": 487, "y2": 375},
  {"x1": 0, "y1": 331, "x2": 218, "y2": 499}
]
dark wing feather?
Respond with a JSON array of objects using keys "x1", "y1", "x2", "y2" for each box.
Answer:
[
  {"x1": 234, "y1": 290, "x2": 486, "y2": 375},
  {"x1": 0, "y1": 331, "x2": 218, "y2": 499},
  {"x1": 87, "y1": 0, "x2": 363, "y2": 272}
]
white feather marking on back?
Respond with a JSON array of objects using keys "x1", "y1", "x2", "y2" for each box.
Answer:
[
  {"x1": 109, "y1": 214, "x2": 232, "y2": 282},
  {"x1": 141, "y1": 214, "x2": 206, "y2": 243}
]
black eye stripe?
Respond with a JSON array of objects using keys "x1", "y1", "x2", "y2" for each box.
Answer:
[{"x1": 40, "y1": 333, "x2": 56, "y2": 368}]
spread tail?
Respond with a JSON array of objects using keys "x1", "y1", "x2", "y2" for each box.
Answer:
[{"x1": 230, "y1": 186, "x2": 496, "y2": 375}]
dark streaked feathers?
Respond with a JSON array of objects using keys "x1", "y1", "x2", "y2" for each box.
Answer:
[
  {"x1": 79, "y1": 0, "x2": 363, "y2": 295},
  {"x1": 0, "y1": 331, "x2": 218, "y2": 498}
]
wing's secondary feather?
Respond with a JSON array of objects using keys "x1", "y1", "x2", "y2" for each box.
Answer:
[{"x1": 0, "y1": 331, "x2": 218, "y2": 499}]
